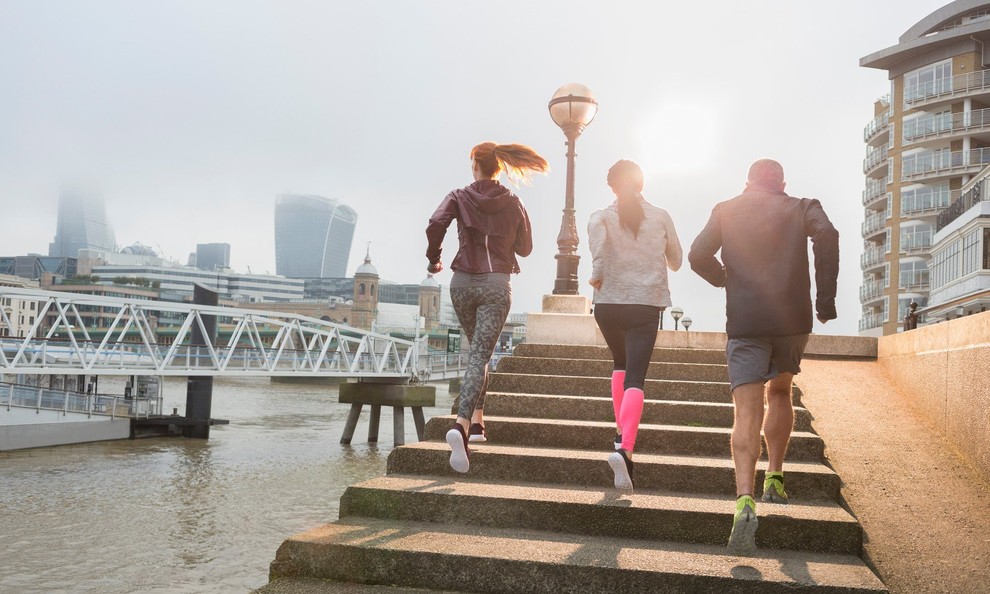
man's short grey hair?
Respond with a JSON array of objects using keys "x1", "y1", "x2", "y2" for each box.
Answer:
[{"x1": 747, "y1": 159, "x2": 784, "y2": 187}]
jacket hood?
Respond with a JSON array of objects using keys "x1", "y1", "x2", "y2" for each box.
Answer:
[{"x1": 456, "y1": 179, "x2": 516, "y2": 214}]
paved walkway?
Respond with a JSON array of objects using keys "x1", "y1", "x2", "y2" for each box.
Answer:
[{"x1": 799, "y1": 359, "x2": 990, "y2": 594}]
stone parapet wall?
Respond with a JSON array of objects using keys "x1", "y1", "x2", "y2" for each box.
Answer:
[
  {"x1": 526, "y1": 312, "x2": 878, "y2": 357},
  {"x1": 878, "y1": 310, "x2": 990, "y2": 480}
]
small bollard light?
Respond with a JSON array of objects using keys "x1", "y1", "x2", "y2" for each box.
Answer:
[
  {"x1": 670, "y1": 306, "x2": 684, "y2": 331},
  {"x1": 682, "y1": 316, "x2": 692, "y2": 331}
]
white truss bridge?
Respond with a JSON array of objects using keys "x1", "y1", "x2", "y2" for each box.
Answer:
[{"x1": 0, "y1": 287, "x2": 466, "y2": 381}]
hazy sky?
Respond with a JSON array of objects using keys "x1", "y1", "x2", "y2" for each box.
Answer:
[{"x1": 0, "y1": 1, "x2": 945, "y2": 335}]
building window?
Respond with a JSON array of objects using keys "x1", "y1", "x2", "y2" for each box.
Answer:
[
  {"x1": 962, "y1": 229, "x2": 981, "y2": 275},
  {"x1": 901, "y1": 184, "x2": 951, "y2": 214},
  {"x1": 359, "y1": 283, "x2": 366, "y2": 296},
  {"x1": 904, "y1": 59, "x2": 952, "y2": 103},
  {"x1": 900, "y1": 223, "x2": 934, "y2": 253},
  {"x1": 899, "y1": 260, "x2": 930, "y2": 289},
  {"x1": 985, "y1": 229, "x2": 990, "y2": 269}
]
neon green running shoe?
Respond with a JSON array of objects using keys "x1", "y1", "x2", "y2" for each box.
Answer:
[
  {"x1": 727, "y1": 495, "x2": 758, "y2": 556},
  {"x1": 762, "y1": 472, "x2": 788, "y2": 504}
]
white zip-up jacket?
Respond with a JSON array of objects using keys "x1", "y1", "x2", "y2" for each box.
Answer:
[{"x1": 588, "y1": 196, "x2": 682, "y2": 308}]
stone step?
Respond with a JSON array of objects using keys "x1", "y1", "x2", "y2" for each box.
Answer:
[
  {"x1": 514, "y1": 342, "x2": 727, "y2": 364},
  {"x1": 269, "y1": 517, "x2": 887, "y2": 593},
  {"x1": 255, "y1": 578, "x2": 449, "y2": 593},
  {"x1": 386, "y1": 442, "x2": 840, "y2": 501},
  {"x1": 425, "y1": 415, "x2": 825, "y2": 462},
  {"x1": 484, "y1": 392, "x2": 815, "y2": 432},
  {"x1": 488, "y1": 373, "x2": 743, "y2": 404},
  {"x1": 340, "y1": 476, "x2": 863, "y2": 555},
  {"x1": 497, "y1": 356, "x2": 730, "y2": 382}
]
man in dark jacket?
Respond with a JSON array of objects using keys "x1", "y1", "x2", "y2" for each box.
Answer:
[{"x1": 688, "y1": 159, "x2": 839, "y2": 555}]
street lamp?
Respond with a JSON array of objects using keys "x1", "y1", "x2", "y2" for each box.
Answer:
[
  {"x1": 681, "y1": 316, "x2": 692, "y2": 331},
  {"x1": 670, "y1": 306, "x2": 684, "y2": 331},
  {"x1": 548, "y1": 83, "x2": 598, "y2": 295}
]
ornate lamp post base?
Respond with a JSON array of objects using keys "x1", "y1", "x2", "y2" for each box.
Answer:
[{"x1": 553, "y1": 253, "x2": 580, "y2": 295}]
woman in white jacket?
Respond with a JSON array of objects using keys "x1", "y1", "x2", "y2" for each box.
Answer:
[{"x1": 588, "y1": 159, "x2": 682, "y2": 491}]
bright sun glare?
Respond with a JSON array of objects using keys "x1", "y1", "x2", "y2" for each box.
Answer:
[{"x1": 637, "y1": 102, "x2": 720, "y2": 177}]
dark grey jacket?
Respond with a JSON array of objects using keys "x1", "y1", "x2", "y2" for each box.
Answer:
[{"x1": 688, "y1": 188, "x2": 839, "y2": 338}]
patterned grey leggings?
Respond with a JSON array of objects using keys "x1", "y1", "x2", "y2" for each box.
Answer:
[{"x1": 451, "y1": 285, "x2": 512, "y2": 421}]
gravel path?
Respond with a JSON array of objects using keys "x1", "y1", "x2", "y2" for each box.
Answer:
[{"x1": 798, "y1": 359, "x2": 990, "y2": 594}]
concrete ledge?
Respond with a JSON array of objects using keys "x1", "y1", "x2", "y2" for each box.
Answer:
[
  {"x1": 805, "y1": 334, "x2": 877, "y2": 359},
  {"x1": 541, "y1": 294, "x2": 591, "y2": 314},
  {"x1": 0, "y1": 417, "x2": 130, "y2": 451},
  {"x1": 338, "y1": 383, "x2": 436, "y2": 407},
  {"x1": 526, "y1": 312, "x2": 878, "y2": 358}
]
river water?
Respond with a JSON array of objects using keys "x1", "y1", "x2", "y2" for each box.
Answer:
[{"x1": 0, "y1": 377, "x2": 454, "y2": 593}]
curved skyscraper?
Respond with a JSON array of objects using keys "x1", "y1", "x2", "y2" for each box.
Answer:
[
  {"x1": 274, "y1": 194, "x2": 357, "y2": 278},
  {"x1": 48, "y1": 188, "x2": 116, "y2": 258}
]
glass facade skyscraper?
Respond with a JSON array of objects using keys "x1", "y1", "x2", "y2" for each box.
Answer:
[
  {"x1": 274, "y1": 194, "x2": 357, "y2": 278},
  {"x1": 48, "y1": 189, "x2": 116, "y2": 258}
]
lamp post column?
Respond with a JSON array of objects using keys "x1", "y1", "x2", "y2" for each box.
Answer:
[{"x1": 554, "y1": 130, "x2": 581, "y2": 295}]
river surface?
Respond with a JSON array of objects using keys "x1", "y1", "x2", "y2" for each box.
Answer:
[{"x1": 0, "y1": 377, "x2": 454, "y2": 593}]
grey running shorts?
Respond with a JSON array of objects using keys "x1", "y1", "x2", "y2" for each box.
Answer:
[{"x1": 726, "y1": 334, "x2": 810, "y2": 391}]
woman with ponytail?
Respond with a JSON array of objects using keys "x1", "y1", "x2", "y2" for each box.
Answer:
[
  {"x1": 425, "y1": 142, "x2": 548, "y2": 473},
  {"x1": 588, "y1": 159, "x2": 682, "y2": 491}
]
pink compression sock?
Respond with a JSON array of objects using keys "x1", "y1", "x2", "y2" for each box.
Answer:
[
  {"x1": 611, "y1": 371, "x2": 626, "y2": 426},
  {"x1": 619, "y1": 388, "x2": 645, "y2": 452}
]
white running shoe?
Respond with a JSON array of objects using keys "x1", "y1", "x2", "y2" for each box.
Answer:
[{"x1": 446, "y1": 426, "x2": 470, "y2": 473}]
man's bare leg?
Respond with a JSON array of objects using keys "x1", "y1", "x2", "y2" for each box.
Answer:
[
  {"x1": 763, "y1": 373, "x2": 795, "y2": 473},
  {"x1": 731, "y1": 382, "x2": 766, "y2": 496},
  {"x1": 728, "y1": 381, "x2": 765, "y2": 555}
]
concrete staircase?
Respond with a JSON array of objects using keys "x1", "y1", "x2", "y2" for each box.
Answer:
[{"x1": 259, "y1": 343, "x2": 887, "y2": 593}]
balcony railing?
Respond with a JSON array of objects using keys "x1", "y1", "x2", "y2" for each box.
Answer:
[
  {"x1": 905, "y1": 69, "x2": 990, "y2": 106},
  {"x1": 899, "y1": 271, "x2": 931, "y2": 290},
  {"x1": 863, "y1": 145, "x2": 889, "y2": 174},
  {"x1": 901, "y1": 188, "x2": 956, "y2": 216},
  {"x1": 901, "y1": 147, "x2": 990, "y2": 181},
  {"x1": 861, "y1": 247, "x2": 886, "y2": 269},
  {"x1": 859, "y1": 312, "x2": 887, "y2": 332},
  {"x1": 936, "y1": 178, "x2": 990, "y2": 231},
  {"x1": 864, "y1": 110, "x2": 891, "y2": 143},
  {"x1": 860, "y1": 279, "x2": 886, "y2": 302},
  {"x1": 862, "y1": 182, "x2": 888, "y2": 206},
  {"x1": 902, "y1": 107, "x2": 990, "y2": 143},
  {"x1": 862, "y1": 211, "x2": 888, "y2": 236},
  {"x1": 900, "y1": 229, "x2": 933, "y2": 253}
]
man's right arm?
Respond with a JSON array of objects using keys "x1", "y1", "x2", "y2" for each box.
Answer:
[
  {"x1": 805, "y1": 199, "x2": 839, "y2": 322},
  {"x1": 688, "y1": 206, "x2": 726, "y2": 288}
]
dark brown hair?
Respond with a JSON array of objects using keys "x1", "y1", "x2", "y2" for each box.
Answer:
[{"x1": 607, "y1": 159, "x2": 645, "y2": 237}]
